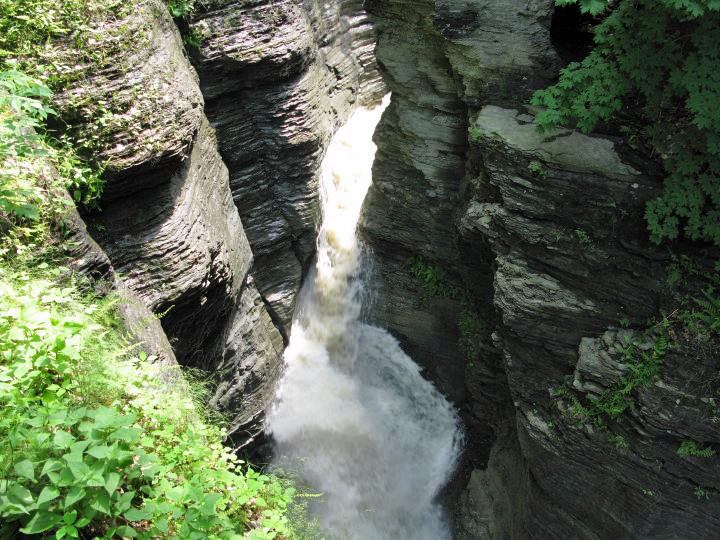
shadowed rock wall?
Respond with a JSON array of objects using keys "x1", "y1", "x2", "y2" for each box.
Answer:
[
  {"x1": 188, "y1": 0, "x2": 385, "y2": 335},
  {"x1": 361, "y1": 0, "x2": 720, "y2": 537}
]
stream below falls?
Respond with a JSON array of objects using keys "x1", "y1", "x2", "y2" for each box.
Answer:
[{"x1": 267, "y1": 95, "x2": 463, "y2": 540}]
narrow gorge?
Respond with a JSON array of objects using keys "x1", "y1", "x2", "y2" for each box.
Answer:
[{"x1": 4, "y1": 0, "x2": 720, "y2": 538}]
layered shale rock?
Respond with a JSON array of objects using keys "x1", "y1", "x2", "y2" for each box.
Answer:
[
  {"x1": 362, "y1": 0, "x2": 720, "y2": 537},
  {"x1": 460, "y1": 106, "x2": 720, "y2": 538},
  {"x1": 54, "y1": 0, "x2": 284, "y2": 447},
  {"x1": 188, "y1": 0, "x2": 385, "y2": 334},
  {"x1": 51, "y1": 0, "x2": 385, "y2": 449}
]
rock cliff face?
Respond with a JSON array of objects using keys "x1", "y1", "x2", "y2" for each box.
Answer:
[
  {"x1": 361, "y1": 0, "x2": 720, "y2": 537},
  {"x1": 188, "y1": 0, "x2": 385, "y2": 334},
  {"x1": 53, "y1": 0, "x2": 719, "y2": 535},
  {"x1": 54, "y1": 0, "x2": 284, "y2": 448},
  {"x1": 56, "y1": 0, "x2": 383, "y2": 449}
]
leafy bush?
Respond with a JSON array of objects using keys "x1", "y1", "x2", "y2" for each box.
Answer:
[
  {"x1": 406, "y1": 257, "x2": 462, "y2": 300},
  {"x1": 0, "y1": 69, "x2": 57, "y2": 222},
  {"x1": 0, "y1": 69, "x2": 105, "y2": 263},
  {"x1": 165, "y1": 0, "x2": 196, "y2": 18},
  {"x1": 554, "y1": 322, "x2": 669, "y2": 432},
  {"x1": 533, "y1": 0, "x2": 720, "y2": 247},
  {"x1": 0, "y1": 269, "x2": 295, "y2": 539}
]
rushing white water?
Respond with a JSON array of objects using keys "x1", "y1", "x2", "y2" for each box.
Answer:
[{"x1": 267, "y1": 95, "x2": 462, "y2": 540}]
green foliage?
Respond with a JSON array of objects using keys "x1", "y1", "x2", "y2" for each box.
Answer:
[
  {"x1": 533, "y1": 0, "x2": 720, "y2": 247},
  {"x1": 528, "y1": 161, "x2": 548, "y2": 180},
  {"x1": 0, "y1": 269, "x2": 295, "y2": 539},
  {"x1": 165, "y1": 0, "x2": 196, "y2": 18},
  {"x1": 554, "y1": 323, "x2": 669, "y2": 432},
  {"x1": 0, "y1": 0, "x2": 131, "y2": 68},
  {"x1": 467, "y1": 125, "x2": 484, "y2": 141},
  {"x1": 574, "y1": 228, "x2": 590, "y2": 244},
  {"x1": 677, "y1": 439, "x2": 716, "y2": 458},
  {"x1": 0, "y1": 69, "x2": 104, "y2": 262},
  {"x1": 458, "y1": 308, "x2": 484, "y2": 361},
  {"x1": 405, "y1": 257, "x2": 484, "y2": 361},
  {"x1": 595, "y1": 330, "x2": 667, "y2": 422},
  {"x1": 164, "y1": 0, "x2": 230, "y2": 20},
  {"x1": 678, "y1": 287, "x2": 720, "y2": 337},
  {"x1": 405, "y1": 257, "x2": 462, "y2": 300},
  {"x1": 694, "y1": 485, "x2": 709, "y2": 500},
  {"x1": 0, "y1": 70, "x2": 56, "y2": 222}
]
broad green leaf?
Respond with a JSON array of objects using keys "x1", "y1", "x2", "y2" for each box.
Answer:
[
  {"x1": 7, "y1": 483, "x2": 33, "y2": 509},
  {"x1": 19, "y1": 509, "x2": 62, "y2": 534},
  {"x1": 154, "y1": 516, "x2": 169, "y2": 533},
  {"x1": 104, "y1": 472, "x2": 121, "y2": 495},
  {"x1": 68, "y1": 440, "x2": 91, "y2": 454},
  {"x1": 115, "y1": 525, "x2": 138, "y2": 538},
  {"x1": 13, "y1": 204, "x2": 40, "y2": 221},
  {"x1": 37, "y1": 485, "x2": 60, "y2": 507},
  {"x1": 54, "y1": 430, "x2": 75, "y2": 449},
  {"x1": 86, "y1": 444, "x2": 111, "y2": 460},
  {"x1": 14, "y1": 459, "x2": 35, "y2": 481},
  {"x1": 124, "y1": 506, "x2": 153, "y2": 521},
  {"x1": 64, "y1": 524, "x2": 79, "y2": 538},
  {"x1": 89, "y1": 491, "x2": 110, "y2": 515},
  {"x1": 108, "y1": 427, "x2": 141, "y2": 440},
  {"x1": 86, "y1": 461, "x2": 107, "y2": 487},
  {"x1": 64, "y1": 486, "x2": 86, "y2": 508},
  {"x1": 63, "y1": 509, "x2": 77, "y2": 525}
]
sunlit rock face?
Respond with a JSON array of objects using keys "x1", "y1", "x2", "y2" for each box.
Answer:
[
  {"x1": 52, "y1": 0, "x2": 385, "y2": 450},
  {"x1": 51, "y1": 0, "x2": 280, "y2": 449},
  {"x1": 188, "y1": 0, "x2": 386, "y2": 335}
]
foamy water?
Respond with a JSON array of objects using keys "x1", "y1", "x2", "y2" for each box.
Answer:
[{"x1": 267, "y1": 95, "x2": 462, "y2": 539}]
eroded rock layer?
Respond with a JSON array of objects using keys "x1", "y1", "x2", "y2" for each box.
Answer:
[
  {"x1": 361, "y1": 0, "x2": 720, "y2": 537},
  {"x1": 52, "y1": 0, "x2": 384, "y2": 449},
  {"x1": 189, "y1": 0, "x2": 385, "y2": 334},
  {"x1": 53, "y1": 0, "x2": 279, "y2": 448}
]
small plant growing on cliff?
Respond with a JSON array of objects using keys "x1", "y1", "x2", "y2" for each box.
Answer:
[
  {"x1": 468, "y1": 125, "x2": 484, "y2": 141},
  {"x1": 458, "y1": 305, "x2": 484, "y2": 361},
  {"x1": 528, "y1": 161, "x2": 548, "y2": 180},
  {"x1": 166, "y1": 0, "x2": 195, "y2": 18},
  {"x1": 574, "y1": 228, "x2": 591, "y2": 244},
  {"x1": 694, "y1": 486, "x2": 710, "y2": 500},
  {"x1": 405, "y1": 257, "x2": 484, "y2": 361},
  {"x1": 405, "y1": 257, "x2": 461, "y2": 300},
  {"x1": 677, "y1": 439, "x2": 717, "y2": 458},
  {"x1": 553, "y1": 322, "x2": 669, "y2": 435}
]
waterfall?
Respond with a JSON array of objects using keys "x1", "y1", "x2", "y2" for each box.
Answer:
[{"x1": 267, "y1": 95, "x2": 463, "y2": 540}]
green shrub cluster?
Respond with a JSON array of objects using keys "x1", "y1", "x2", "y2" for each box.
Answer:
[
  {"x1": 0, "y1": 69, "x2": 104, "y2": 263},
  {"x1": 533, "y1": 0, "x2": 720, "y2": 247},
  {"x1": 163, "y1": 0, "x2": 231, "y2": 19},
  {"x1": 0, "y1": 268, "x2": 295, "y2": 539},
  {"x1": 554, "y1": 323, "x2": 669, "y2": 434}
]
